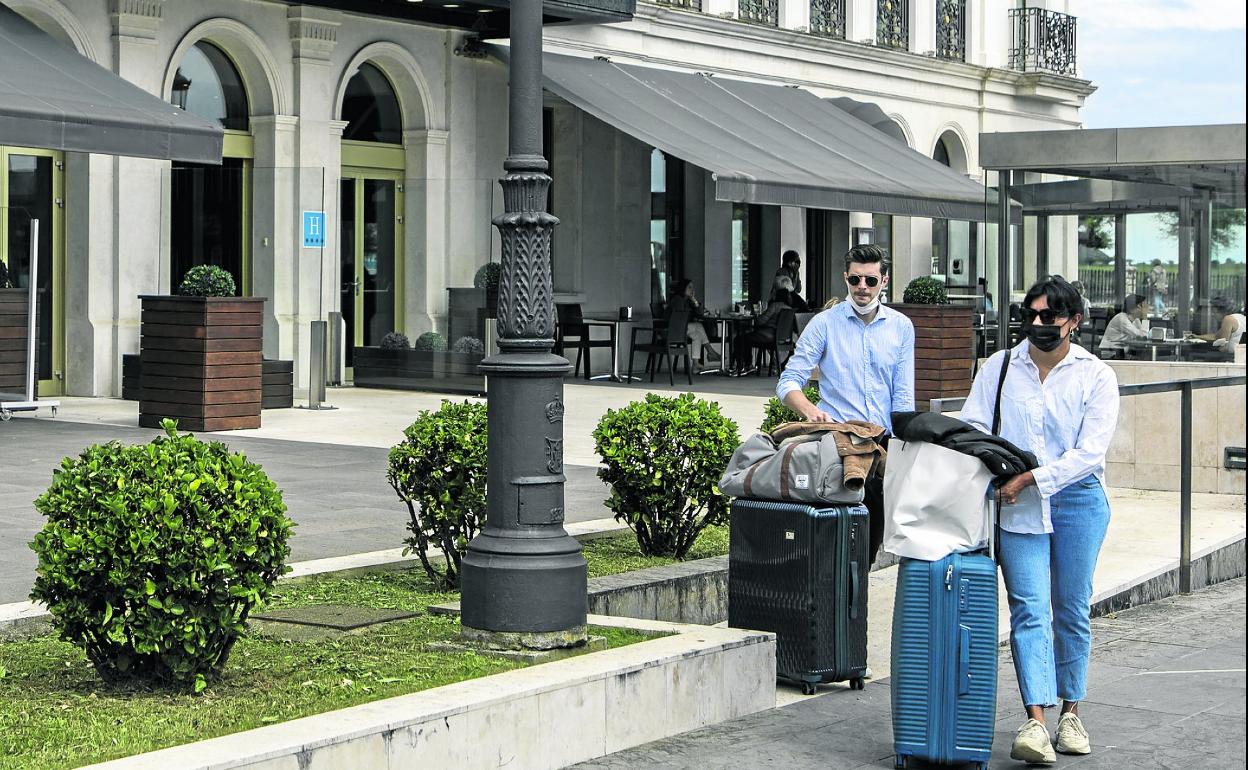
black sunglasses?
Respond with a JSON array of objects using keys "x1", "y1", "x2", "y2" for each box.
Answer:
[
  {"x1": 846, "y1": 275, "x2": 880, "y2": 287},
  {"x1": 1022, "y1": 308, "x2": 1068, "y2": 325}
]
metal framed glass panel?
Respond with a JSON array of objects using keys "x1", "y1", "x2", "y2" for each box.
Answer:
[
  {"x1": 810, "y1": 0, "x2": 847, "y2": 39},
  {"x1": 342, "y1": 63, "x2": 403, "y2": 144},
  {"x1": 936, "y1": 0, "x2": 966, "y2": 61},
  {"x1": 0, "y1": 147, "x2": 63, "y2": 394},
  {"x1": 738, "y1": 0, "x2": 778, "y2": 26},
  {"x1": 340, "y1": 171, "x2": 403, "y2": 372},
  {"x1": 169, "y1": 156, "x2": 248, "y2": 294},
  {"x1": 876, "y1": 0, "x2": 909, "y2": 49},
  {"x1": 172, "y1": 41, "x2": 249, "y2": 131}
]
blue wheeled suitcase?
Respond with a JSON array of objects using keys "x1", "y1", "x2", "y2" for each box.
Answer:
[
  {"x1": 891, "y1": 548, "x2": 999, "y2": 770},
  {"x1": 728, "y1": 499, "x2": 870, "y2": 694}
]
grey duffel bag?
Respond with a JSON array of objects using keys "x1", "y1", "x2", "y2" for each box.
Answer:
[{"x1": 719, "y1": 431, "x2": 865, "y2": 504}]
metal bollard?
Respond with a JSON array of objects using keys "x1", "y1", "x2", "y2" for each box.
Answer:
[
  {"x1": 327, "y1": 311, "x2": 343, "y2": 386},
  {"x1": 305, "y1": 320, "x2": 332, "y2": 410}
]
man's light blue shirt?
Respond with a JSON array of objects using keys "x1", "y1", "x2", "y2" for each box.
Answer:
[{"x1": 776, "y1": 301, "x2": 915, "y2": 433}]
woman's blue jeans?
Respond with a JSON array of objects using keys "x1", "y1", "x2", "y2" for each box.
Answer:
[{"x1": 998, "y1": 475, "x2": 1111, "y2": 707}]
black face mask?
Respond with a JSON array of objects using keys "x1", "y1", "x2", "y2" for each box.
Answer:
[{"x1": 1025, "y1": 323, "x2": 1065, "y2": 352}]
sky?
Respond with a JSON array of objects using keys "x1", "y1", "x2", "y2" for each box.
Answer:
[
  {"x1": 1076, "y1": 0, "x2": 1247, "y2": 129},
  {"x1": 1074, "y1": 1, "x2": 1246, "y2": 264}
]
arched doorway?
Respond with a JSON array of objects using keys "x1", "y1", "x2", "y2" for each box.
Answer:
[
  {"x1": 339, "y1": 62, "x2": 405, "y2": 373},
  {"x1": 168, "y1": 40, "x2": 253, "y2": 295},
  {"x1": 932, "y1": 130, "x2": 976, "y2": 284}
]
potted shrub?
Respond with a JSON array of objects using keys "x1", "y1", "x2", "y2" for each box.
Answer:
[
  {"x1": 474, "y1": 261, "x2": 501, "y2": 318},
  {"x1": 0, "y1": 259, "x2": 31, "y2": 395},
  {"x1": 892, "y1": 276, "x2": 974, "y2": 410},
  {"x1": 353, "y1": 330, "x2": 486, "y2": 396},
  {"x1": 138, "y1": 265, "x2": 265, "y2": 431}
]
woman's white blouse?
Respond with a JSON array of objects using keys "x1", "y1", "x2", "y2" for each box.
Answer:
[{"x1": 960, "y1": 341, "x2": 1120, "y2": 534}]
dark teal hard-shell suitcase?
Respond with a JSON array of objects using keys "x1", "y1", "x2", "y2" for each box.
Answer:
[{"x1": 728, "y1": 499, "x2": 870, "y2": 694}]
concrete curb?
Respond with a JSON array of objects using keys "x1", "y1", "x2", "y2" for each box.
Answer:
[{"x1": 79, "y1": 617, "x2": 777, "y2": 770}]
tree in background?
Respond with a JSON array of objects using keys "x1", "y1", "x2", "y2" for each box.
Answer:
[
  {"x1": 1079, "y1": 215, "x2": 1114, "y2": 251},
  {"x1": 1160, "y1": 208, "x2": 1247, "y2": 254}
]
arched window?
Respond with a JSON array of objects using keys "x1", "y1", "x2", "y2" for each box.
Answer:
[
  {"x1": 934, "y1": 136, "x2": 952, "y2": 167},
  {"x1": 171, "y1": 41, "x2": 249, "y2": 131},
  {"x1": 341, "y1": 63, "x2": 402, "y2": 143}
]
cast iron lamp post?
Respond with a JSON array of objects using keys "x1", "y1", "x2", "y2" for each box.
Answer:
[{"x1": 459, "y1": 0, "x2": 588, "y2": 648}]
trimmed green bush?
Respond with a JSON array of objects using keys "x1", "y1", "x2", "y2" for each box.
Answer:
[
  {"x1": 387, "y1": 400, "x2": 487, "y2": 589},
  {"x1": 594, "y1": 393, "x2": 739, "y2": 559},
  {"x1": 759, "y1": 384, "x2": 822, "y2": 433},
  {"x1": 413, "y1": 332, "x2": 448, "y2": 352},
  {"x1": 178, "y1": 265, "x2": 236, "y2": 298},
  {"x1": 473, "y1": 262, "x2": 501, "y2": 291},
  {"x1": 451, "y1": 335, "x2": 484, "y2": 355},
  {"x1": 902, "y1": 276, "x2": 949, "y2": 305},
  {"x1": 28, "y1": 419, "x2": 292, "y2": 692},
  {"x1": 380, "y1": 331, "x2": 411, "y2": 350}
]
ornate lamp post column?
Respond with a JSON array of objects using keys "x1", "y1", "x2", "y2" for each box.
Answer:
[{"x1": 459, "y1": 0, "x2": 588, "y2": 648}]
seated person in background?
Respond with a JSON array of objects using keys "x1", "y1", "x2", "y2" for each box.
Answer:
[
  {"x1": 1193, "y1": 298, "x2": 1246, "y2": 357},
  {"x1": 733, "y1": 288, "x2": 794, "y2": 375},
  {"x1": 668, "y1": 279, "x2": 717, "y2": 366},
  {"x1": 1071, "y1": 280, "x2": 1093, "y2": 319},
  {"x1": 772, "y1": 275, "x2": 811, "y2": 312},
  {"x1": 1098, "y1": 294, "x2": 1150, "y2": 355}
]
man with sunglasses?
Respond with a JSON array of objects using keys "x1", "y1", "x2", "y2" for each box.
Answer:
[{"x1": 776, "y1": 244, "x2": 915, "y2": 569}]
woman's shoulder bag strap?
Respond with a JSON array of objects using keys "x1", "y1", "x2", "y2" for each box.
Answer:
[{"x1": 991, "y1": 349, "x2": 1011, "y2": 436}]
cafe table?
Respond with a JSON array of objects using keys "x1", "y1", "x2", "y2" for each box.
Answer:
[{"x1": 584, "y1": 317, "x2": 640, "y2": 383}]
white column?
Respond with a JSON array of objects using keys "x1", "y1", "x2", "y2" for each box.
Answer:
[
  {"x1": 64, "y1": 152, "x2": 115, "y2": 396},
  {"x1": 779, "y1": 0, "x2": 811, "y2": 30},
  {"x1": 249, "y1": 115, "x2": 299, "y2": 361},
  {"x1": 109, "y1": 0, "x2": 169, "y2": 396},
  {"x1": 287, "y1": 6, "x2": 341, "y2": 388},
  {"x1": 847, "y1": 0, "x2": 878, "y2": 43},
  {"x1": 404, "y1": 129, "x2": 450, "y2": 336},
  {"x1": 911, "y1": 0, "x2": 936, "y2": 54}
]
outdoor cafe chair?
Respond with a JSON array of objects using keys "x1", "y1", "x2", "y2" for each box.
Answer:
[
  {"x1": 628, "y1": 309, "x2": 693, "y2": 385},
  {"x1": 555, "y1": 303, "x2": 613, "y2": 380},
  {"x1": 756, "y1": 308, "x2": 797, "y2": 376}
]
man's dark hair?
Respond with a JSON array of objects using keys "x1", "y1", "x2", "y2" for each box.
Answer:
[
  {"x1": 782, "y1": 250, "x2": 801, "y2": 267},
  {"x1": 1022, "y1": 275, "x2": 1083, "y2": 319},
  {"x1": 844, "y1": 244, "x2": 890, "y2": 275},
  {"x1": 1124, "y1": 293, "x2": 1146, "y2": 312}
]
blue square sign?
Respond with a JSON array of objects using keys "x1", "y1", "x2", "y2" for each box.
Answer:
[{"x1": 303, "y1": 211, "x2": 325, "y2": 248}]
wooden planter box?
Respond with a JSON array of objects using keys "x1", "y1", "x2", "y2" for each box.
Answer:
[
  {"x1": 0, "y1": 288, "x2": 31, "y2": 395},
  {"x1": 353, "y1": 347, "x2": 485, "y2": 396},
  {"x1": 138, "y1": 296, "x2": 265, "y2": 431},
  {"x1": 123, "y1": 353, "x2": 292, "y2": 409},
  {"x1": 893, "y1": 303, "x2": 975, "y2": 410}
]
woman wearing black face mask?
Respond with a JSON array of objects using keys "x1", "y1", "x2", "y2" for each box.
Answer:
[{"x1": 958, "y1": 275, "x2": 1120, "y2": 765}]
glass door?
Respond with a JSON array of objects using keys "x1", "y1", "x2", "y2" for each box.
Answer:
[
  {"x1": 340, "y1": 171, "x2": 402, "y2": 374},
  {"x1": 1, "y1": 147, "x2": 63, "y2": 396}
]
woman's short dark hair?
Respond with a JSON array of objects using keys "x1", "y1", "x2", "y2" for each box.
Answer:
[
  {"x1": 670, "y1": 279, "x2": 692, "y2": 297},
  {"x1": 1023, "y1": 276, "x2": 1083, "y2": 319},
  {"x1": 844, "y1": 244, "x2": 890, "y2": 275},
  {"x1": 1124, "y1": 293, "x2": 1146, "y2": 312},
  {"x1": 782, "y1": 250, "x2": 801, "y2": 267}
]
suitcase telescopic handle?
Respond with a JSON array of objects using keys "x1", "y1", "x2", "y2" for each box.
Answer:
[{"x1": 849, "y1": 561, "x2": 861, "y2": 620}]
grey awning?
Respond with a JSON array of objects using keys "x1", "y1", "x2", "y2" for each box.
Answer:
[
  {"x1": 528, "y1": 50, "x2": 991, "y2": 221},
  {"x1": 0, "y1": 6, "x2": 222, "y2": 163}
]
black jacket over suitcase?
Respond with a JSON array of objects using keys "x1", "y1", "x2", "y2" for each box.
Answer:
[{"x1": 728, "y1": 499, "x2": 870, "y2": 694}]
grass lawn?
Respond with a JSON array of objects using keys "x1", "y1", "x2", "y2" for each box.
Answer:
[{"x1": 0, "y1": 524, "x2": 727, "y2": 769}]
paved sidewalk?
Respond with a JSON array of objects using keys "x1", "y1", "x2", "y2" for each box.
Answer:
[{"x1": 574, "y1": 577, "x2": 1247, "y2": 769}]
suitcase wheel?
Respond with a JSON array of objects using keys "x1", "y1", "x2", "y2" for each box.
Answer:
[
  {"x1": 850, "y1": 677, "x2": 865, "y2": 691},
  {"x1": 801, "y1": 681, "x2": 818, "y2": 696}
]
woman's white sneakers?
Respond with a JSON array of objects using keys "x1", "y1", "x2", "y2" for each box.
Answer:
[
  {"x1": 1010, "y1": 719, "x2": 1056, "y2": 765},
  {"x1": 1055, "y1": 712, "x2": 1092, "y2": 755}
]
